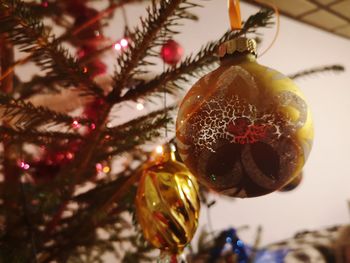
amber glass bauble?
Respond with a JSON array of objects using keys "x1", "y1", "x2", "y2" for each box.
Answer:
[
  {"x1": 135, "y1": 144, "x2": 200, "y2": 254},
  {"x1": 176, "y1": 38, "x2": 313, "y2": 198}
]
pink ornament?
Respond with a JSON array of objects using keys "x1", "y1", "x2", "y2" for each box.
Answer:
[{"x1": 41, "y1": 1, "x2": 48, "y2": 8}]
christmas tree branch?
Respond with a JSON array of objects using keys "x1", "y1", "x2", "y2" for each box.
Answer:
[
  {"x1": 15, "y1": 75, "x2": 64, "y2": 100},
  {"x1": 48, "y1": 0, "x2": 192, "y2": 190},
  {"x1": 41, "y1": 212, "x2": 134, "y2": 263},
  {"x1": 40, "y1": 172, "x2": 141, "y2": 262},
  {"x1": 51, "y1": 106, "x2": 168, "y2": 186},
  {"x1": 74, "y1": 171, "x2": 138, "y2": 205},
  {"x1": 109, "y1": 0, "x2": 201, "y2": 102},
  {"x1": 42, "y1": 107, "x2": 112, "y2": 239},
  {"x1": 0, "y1": 33, "x2": 14, "y2": 93},
  {"x1": 30, "y1": 0, "x2": 196, "y2": 214},
  {"x1": 121, "y1": 9, "x2": 274, "y2": 101},
  {"x1": 289, "y1": 64, "x2": 345, "y2": 80},
  {"x1": 66, "y1": 0, "x2": 142, "y2": 38},
  {"x1": 0, "y1": 94, "x2": 91, "y2": 130},
  {"x1": 19, "y1": 182, "x2": 39, "y2": 263},
  {"x1": 0, "y1": 126, "x2": 82, "y2": 145},
  {"x1": 102, "y1": 119, "x2": 172, "y2": 159},
  {"x1": 0, "y1": 0, "x2": 104, "y2": 97},
  {"x1": 0, "y1": 31, "x2": 25, "y2": 256},
  {"x1": 102, "y1": 129, "x2": 162, "y2": 158},
  {"x1": 22, "y1": 1, "x2": 66, "y2": 21},
  {"x1": 41, "y1": 155, "x2": 147, "y2": 261},
  {"x1": 105, "y1": 106, "x2": 175, "y2": 137}
]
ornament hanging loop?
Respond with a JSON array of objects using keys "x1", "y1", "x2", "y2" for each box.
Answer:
[
  {"x1": 256, "y1": 0, "x2": 280, "y2": 57},
  {"x1": 227, "y1": 0, "x2": 280, "y2": 57},
  {"x1": 228, "y1": 0, "x2": 242, "y2": 31}
]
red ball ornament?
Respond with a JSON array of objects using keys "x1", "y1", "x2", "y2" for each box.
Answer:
[{"x1": 161, "y1": 40, "x2": 183, "y2": 65}]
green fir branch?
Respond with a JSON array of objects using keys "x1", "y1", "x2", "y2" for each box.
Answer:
[
  {"x1": 0, "y1": 94, "x2": 91, "y2": 129},
  {"x1": 289, "y1": 64, "x2": 345, "y2": 80},
  {"x1": 74, "y1": 171, "x2": 140, "y2": 212},
  {"x1": 105, "y1": 106, "x2": 175, "y2": 137},
  {"x1": 109, "y1": 0, "x2": 201, "y2": 101},
  {"x1": 0, "y1": 0, "x2": 104, "y2": 97},
  {"x1": 23, "y1": 1, "x2": 66, "y2": 21},
  {"x1": 15, "y1": 75, "x2": 63, "y2": 100},
  {"x1": 101, "y1": 108, "x2": 175, "y2": 158},
  {"x1": 100, "y1": 126, "x2": 166, "y2": 161},
  {"x1": 102, "y1": 128, "x2": 163, "y2": 159},
  {"x1": 42, "y1": 174, "x2": 141, "y2": 262},
  {"x1": 0, "y1": 126, "x2": 82, "y2": 145},
  {"x1": 121, "y1": 9, "x2": 274, "y2": 101}
]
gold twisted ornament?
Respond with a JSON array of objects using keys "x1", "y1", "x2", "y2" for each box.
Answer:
[{"x1": 135, "y1": 144, "x2": 200, "y2": 254}]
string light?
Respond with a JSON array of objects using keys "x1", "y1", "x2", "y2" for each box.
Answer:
[
  {"x1": 155, "y1": 145, "x2": 163, "y2": 154},
  {"x1": 120, "y1": 38, "x2": 129, "y2": 48},
  {"x1": 136, "y1": 102, "x2": 144, "y2": 111},
  {"x1": 114, "y1": 38, "x2": 129, "y2": 51},
  {"x1": 19, "y1": 161, "x2": 30, "y2": 170},
  {"x1": 95, "y1": 163, "x2": 103, "y2": 172},
  {"x1": 102, "y1": 166, "x2": 110, "y2": 173},
  {"x1": 72, "y1": 120, "x2": 81, "y2": 129},
  {"x1": 114, "y1": 43, "x2": 122, "y2": 51},
  {"x1": 66, "y1": 152, "x2": 74, "y2": 160},
  {"x1": 96, "y1": 162, "x2": 111, "y2": 174}
]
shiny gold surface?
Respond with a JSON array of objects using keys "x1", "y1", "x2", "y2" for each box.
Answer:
[{"x1": 135, "y1": 145, "x2": 200, "y2": 253}]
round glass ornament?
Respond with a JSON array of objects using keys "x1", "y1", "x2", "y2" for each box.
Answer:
[{"x1": 176, "y1": 38, "x2": 313, "y2": 198}]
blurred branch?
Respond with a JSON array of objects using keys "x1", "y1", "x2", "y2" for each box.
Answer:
[
  {"x1": 0, "y1": 126, "x2": 82, "y2": 144},
  {"x1": 109, "y1": 0, "x2": 201, "y2": 101},
  {"x1": 0, "y1": 94, "x2": 91, "y2": 130},
  {"x1": 289, "y1": 65, "x2": 345, "y2": 80},
  {"x1": 0, "y1": 0, "x2": 104, "y2": 97}
]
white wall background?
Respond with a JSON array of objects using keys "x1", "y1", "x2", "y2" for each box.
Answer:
[{"x1": 105, "y1": 0, "x2": 350, "y2": 249}]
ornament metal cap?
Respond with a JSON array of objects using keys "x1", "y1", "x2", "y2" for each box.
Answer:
[
  {"x1": 152, "y1": 143, "x2": 177, "y2": 164},
  {"x1": 218, "y1": 37, "x2": 257, "y2": 58}
]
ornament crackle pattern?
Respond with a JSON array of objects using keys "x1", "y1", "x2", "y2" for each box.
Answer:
[{"x1": 184, "y1": 66, "x2": 282, "y2": 153}]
